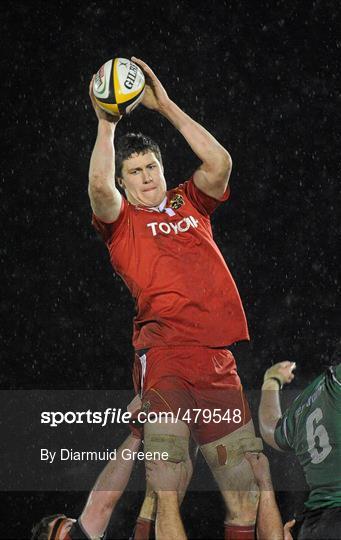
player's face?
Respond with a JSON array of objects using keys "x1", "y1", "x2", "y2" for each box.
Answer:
[
  {"x1": 120, "y1": 151, "x2": 167, "y2": 207},
  {"x1": 48, "y1": 517, "x2": 76, "y2": 539}
]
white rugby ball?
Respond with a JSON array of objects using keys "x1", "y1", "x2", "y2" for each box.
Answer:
[{"x1": 93, "y1": 58, "x2": 145, "y2": 115}]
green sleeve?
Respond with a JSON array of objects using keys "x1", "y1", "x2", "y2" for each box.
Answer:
[{"x1": 274, "y1": 412, "x2": 294, "y2": 451}]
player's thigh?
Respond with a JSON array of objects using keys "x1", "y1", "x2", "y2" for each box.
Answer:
[
  {"x1": 144, "y1": 418, "x2": 191, "y2": 463},
  {"x1": 200, "y1": 420, "x2": 260, "y2": 519}
]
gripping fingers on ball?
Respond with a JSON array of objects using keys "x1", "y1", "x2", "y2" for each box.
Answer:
[
  {"x1": 89, "y1": 76, "x2": 96, "y2": 98},
  {"x1": 131, "y1": 57, "x2": 155, "y2": 79}
]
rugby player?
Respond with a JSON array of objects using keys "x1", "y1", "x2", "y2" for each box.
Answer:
[
  {"x1": 89, "y1": 57, "x2": 263, "y2": 540},
  {"x1": 31, "y1": 433, "x2": 141, "y2": 540},
  {"x1": 31, "y1": 433, "x2": 191, "y2": 540},
  {"x1": 259, "y1": 351, "x2": 341, "y2": 539}
]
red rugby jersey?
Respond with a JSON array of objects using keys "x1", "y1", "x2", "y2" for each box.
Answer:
[{"x1": 92, "y1": 178, "x2": 249, "y2": 349}]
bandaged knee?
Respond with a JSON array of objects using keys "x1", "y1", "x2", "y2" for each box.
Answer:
[
  {"x1": 201, "y1": 431, "x2": 263, "y2": 470},
  {"x1": 144, "y1": 434, "x2": 189, "y2": 463}
]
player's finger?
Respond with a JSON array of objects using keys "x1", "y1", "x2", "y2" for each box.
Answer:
[
  {"x1": 245, "y1": 451, "x2": 258, "y2": 463},
  {"x1": 131, "y1": 56, "x2": 148, "y2": 68},
  {"x1": 284, "y1": 519, "x2": 296, "y2": 531},
  {"x1": 131, "y1": 57, "x2": 157, "y2": 79},
  {"x1": 89, "y1": 76, "x2": 96, "y2": 98},
  {"x1": 279, "y1": 361, "x2": 292, "y2": 367}
]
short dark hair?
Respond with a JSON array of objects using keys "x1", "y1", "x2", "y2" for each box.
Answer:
[
  {"x1": 115, "y1": 132, "x2": 162, "y2": 179},
  {"x1": 31, "y1": 514, "x2": 64, "y2": 540}
]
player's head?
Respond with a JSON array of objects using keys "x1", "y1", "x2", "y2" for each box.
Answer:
[
  {"x1": 115, "y1": 132, "x2": 167, "y2": 207},
  {"x1": 31, "y1": 515, "x2": 76, "y2": 540}
]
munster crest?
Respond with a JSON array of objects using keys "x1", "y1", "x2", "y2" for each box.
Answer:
[{"x1": 170, "y1": 194, "x2": 185, "y2": 210}]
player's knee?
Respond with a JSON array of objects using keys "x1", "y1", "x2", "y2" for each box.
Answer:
[
  {"x1": 200, "y1": 429, "x2": 263, "y2": 471},
  {"x1": 200, "y1": 429, "x2": 261, "y2": 525}
]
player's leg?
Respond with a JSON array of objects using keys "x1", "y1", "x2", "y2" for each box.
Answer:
[
  {"x1": 193, "y1": 347, "x2": 262, "y2": 540},
  {"x1": 131, "y1": 388, "x2": 193, "y2": 539},
  {"x1": 131, "y1": 418, "x2": 190, "y2": 539},
  {"x1": 200, "y1": 420, "x2": 260, "y2": 540},
  {"x1": 131, "y1": 447, "x2": 194, "y2": 540},
  {"x1": 179, "y1": 438, "x2": 198, "y2": 503},
  {"x1": 143, "y1": 416, "x2": 191, "y2": 471},
  {"x1": 130, "y1": 347, "x2": 198, "y2": 539}
]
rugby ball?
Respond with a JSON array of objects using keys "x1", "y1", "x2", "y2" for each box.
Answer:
[{"x1": 93, "y1": 58, "x2": 145, "y2": 115}]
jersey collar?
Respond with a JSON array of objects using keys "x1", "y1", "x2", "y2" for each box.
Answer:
[{"x1": 135, "y1": 196, "x2": 176, "y2": 216}]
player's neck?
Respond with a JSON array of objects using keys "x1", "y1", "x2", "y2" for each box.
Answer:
[{"x1": 126, "y1": 191, "x2": 167, "y2": 209}]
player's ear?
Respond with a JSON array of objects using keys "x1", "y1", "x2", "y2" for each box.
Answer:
[{"x1": 117, "y1": 177, "x2": 124, "y2": 189}]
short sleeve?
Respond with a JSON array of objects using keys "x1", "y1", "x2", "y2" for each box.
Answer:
[
  {"x1": 181, "y1": 177, "x2": 230, "y2": 217},
  {"x1": 91, "y1": 197, "x2": 127, "y2": 244},
  {"x1": 274, "y1": 413, "x2": 294, "y2": 451},
  {"x1": 70, "y1": 518, "x2": 96, "y2": 539}
]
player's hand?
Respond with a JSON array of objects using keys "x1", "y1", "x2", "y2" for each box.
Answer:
[
  {"x1": 89, "y1": 76, "x2": 121, "y2": 124},
  {"x1": 131, "y1": 57, "x2": 171, "y2": 113},
  {"x1": 263, "y1": 361, "x2": 296, "y2": 389},
  {"x1": 146, "y1": 460, "x2": 187, "y2": 493},
  {"x1": 284, "y1": 519, "x2": 296, "y2": 540},
  {"x1": 245, "y1": 452, "x2": 272, "y2": 489}
]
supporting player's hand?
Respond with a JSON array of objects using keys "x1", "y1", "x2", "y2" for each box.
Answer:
[
  {"x1": 284, "y1": 519, "x2": 296, "y2": 540},
  {"x1": 89, "y1": 76, "x2": 122, "y2": 123},
  {"x1": 263, "y1": 361, "x2": 296, "y2": 389},
  {"x1": 131, "y1": 57, "x2": 171, "y2": 113},
  {"x1": 146, "y1": 460, "x2": 187, "y2": 494},
  {"x1": 245, "y1": 452, "x2": 273, "y2": 490}
]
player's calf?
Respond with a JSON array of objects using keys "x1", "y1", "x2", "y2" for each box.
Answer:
[
  {"x1": 131, "y1": 420, "x2": 191, "y2": 539},
  {"x1": 200, "y1": 421, "x2": 262, "y2": 539}
]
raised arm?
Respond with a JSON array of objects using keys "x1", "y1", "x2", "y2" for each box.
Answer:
[
  {"x1": 88, "y1": 77, "x2": 122, "y2": 223},
  {"x1": 79, "y1": 434, "x2": 141, "y2": 537},
  {"x1": 79, "y1": 396, "x2": 142, "y2": 538},
  {"x1": 132, "y1": 57, "x2": 232, "y2": 200},
  {"x1": 245, "y1": 452, "x2": 284, "y2": 540},
  {"x1": 259, "y1": 362, "x2": 296, "y2": 450},
  {"x1": 146, "y1": 460, "x2": 188, "y2": 540}
]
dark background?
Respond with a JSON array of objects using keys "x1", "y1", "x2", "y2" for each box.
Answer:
[{"x1": 1, "y1": 0, "x2": 340, "y2": 537}]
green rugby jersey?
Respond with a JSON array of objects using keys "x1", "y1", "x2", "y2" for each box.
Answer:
[{"x1": 274, "y1": 364, "x2": 341, "y2": 510}]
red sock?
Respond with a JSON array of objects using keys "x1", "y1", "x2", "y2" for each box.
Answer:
[
  {"x1": 132, "y1": 517, "x2": 153, "y2": 540},
  {"x1": 224, "y1": 523, "x2": 255, "y2": 540}
]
